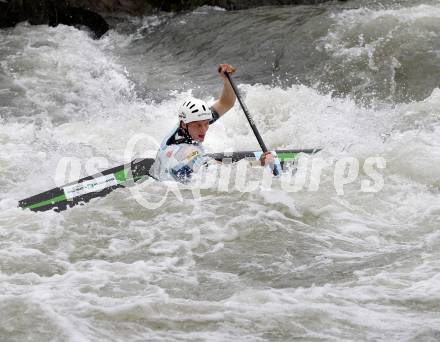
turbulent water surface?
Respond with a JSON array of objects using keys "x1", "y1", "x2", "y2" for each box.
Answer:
[{"x1": 1, "y1": 0, "x2": 440, "y2": 340}]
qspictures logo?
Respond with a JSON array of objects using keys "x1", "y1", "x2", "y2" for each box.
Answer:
[{"x1": 53, "y1": 133, "x2": 386, "y2": 210}]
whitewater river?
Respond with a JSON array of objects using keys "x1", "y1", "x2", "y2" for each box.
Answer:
[{"x1": 1, "y1": 0, "x2": 440, "y2": 340}]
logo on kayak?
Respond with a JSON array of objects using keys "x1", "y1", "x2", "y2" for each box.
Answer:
[{"x1": 63, "y1": 174, "x2": 118, "y2": 200}]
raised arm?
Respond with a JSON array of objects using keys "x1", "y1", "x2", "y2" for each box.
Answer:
[{"x1": 211, "y1": 63, "x2": 236, "y2": 117}]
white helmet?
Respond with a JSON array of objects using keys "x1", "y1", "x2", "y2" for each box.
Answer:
[{"x1": 178, "y1": 98, "x2": 212, "y2": 124}]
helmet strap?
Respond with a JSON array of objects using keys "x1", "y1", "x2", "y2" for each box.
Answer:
[{"x1": 176, "y1": 122, "x2": 196, "y2": 145}]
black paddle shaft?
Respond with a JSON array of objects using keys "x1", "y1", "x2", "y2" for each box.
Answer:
[
  {"x1": 225, "y1": 73, "x2": 268, "y2": 152},
  {"x1": 225, "y1": 72, "x2": 279, "y2": 176}
]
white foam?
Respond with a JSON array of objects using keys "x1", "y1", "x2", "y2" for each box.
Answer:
[{"x1": 2, "y1": 13, "x2": 440, "y2": 342}]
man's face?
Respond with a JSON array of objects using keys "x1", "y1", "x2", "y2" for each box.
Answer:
[{"x1": 184, "y1": 120, "x2": 210, "y2": 142}]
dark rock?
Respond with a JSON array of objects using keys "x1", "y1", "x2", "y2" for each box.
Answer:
[
  {"x1": 0, "y1": 0, "x2": 347, "y2": 38},
  {"x1": 0, "y1": 0, "x2": 109, "y2": 39},
  {"x1": 66, "y1": 0, "x2": 148, "y2": 15},
  {"x1": 54, "y1": 6, "x2": 110, "y2": 39},
  {"x1": 145, "y1": 0, "x2": 346, "y2": 12}
]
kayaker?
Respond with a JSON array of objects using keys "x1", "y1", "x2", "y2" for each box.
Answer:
[{"x1": 151, "y1": 64, "x2": 274, "y2": 182}]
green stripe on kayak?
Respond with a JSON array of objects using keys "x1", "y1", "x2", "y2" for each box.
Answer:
[
  {"x1": 24, "y1": 174, "x2": 147, "y2": 210},
  {"x1": 114, "y1": 169, "x2": 128, "y2": 183},
  {"x1": 25, "y1": 194, "x2": 67, "y2": 210},
  {"x1": 276, "y1": 152, "x2": 298, "y2": 161},
  {"x1": 115, "y1": 169, "x2": 146, "y2": 183}
]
